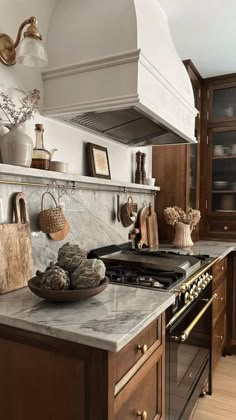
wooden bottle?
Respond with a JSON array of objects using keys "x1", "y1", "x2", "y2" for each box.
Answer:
[
  {"x1": 141, "y1": 153, "x2": 146, "y2": 184},
  {"x1": 135, "y1": 151, "x2": 142, "y2": 184}
]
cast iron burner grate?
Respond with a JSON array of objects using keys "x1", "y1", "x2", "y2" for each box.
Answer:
[{"x1": 105, "y1": 265, "x2": 184, "y2": 289}]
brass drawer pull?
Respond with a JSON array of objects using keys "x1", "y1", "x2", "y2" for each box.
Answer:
[
  {"x1": 217, "y1": 296, "x2": 224, "y2": 302},
  {"x1": 137, "y1": 344, "x2": 148, "y2": 355},
  {"x1": 137, "y1": 411, "x2": 147, "y2": 420},
  {"x1": 218, "y1": 335, "x2": 224, "y2": 341}
]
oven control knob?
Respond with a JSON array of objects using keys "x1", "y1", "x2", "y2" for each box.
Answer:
[
  {"x1": 184, "y1": 292, "x2": 190, "y2": 304},
  {"x1": 208, "y1": 275, "x2": 213, "y2": 281},
  {"x1": 202, "y1": 274, "x2": 206, "y2": 281},
  {"x1": 193, "y1": 291, "x2": 199, "y2": 299},
  {"x1": 197, "y1": 278, "x2": 203, "y2": 288}
]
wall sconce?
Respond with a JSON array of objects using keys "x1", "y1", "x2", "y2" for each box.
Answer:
[{"x1": 0, "y1": 16, "x2": 48, "y2": 67}]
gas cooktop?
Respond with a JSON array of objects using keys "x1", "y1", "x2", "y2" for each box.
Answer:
[{"x1": 89, "y1": 244, "x2": 211, "y2": 291}]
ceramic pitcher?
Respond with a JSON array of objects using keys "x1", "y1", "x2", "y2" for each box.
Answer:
[
  {"x1": 0, "y1": 123, "x2": 33, "y2": 167},
  {"x1": 173, "y1": 222, "x2": 194, "y2": 248}
]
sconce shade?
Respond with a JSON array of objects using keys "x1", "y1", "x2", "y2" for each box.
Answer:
[{"x1": 16, "y1": 37, "x2": 48, "y2": 67}]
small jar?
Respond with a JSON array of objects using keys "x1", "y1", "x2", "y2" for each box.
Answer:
[{"x1": 31, "y1": 124, "x2": 51, "y2": 170}]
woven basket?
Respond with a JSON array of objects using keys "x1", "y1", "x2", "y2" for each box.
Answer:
[
  {"x1": 121, "y1": 196, "x2": 137, "y2": 227},
  {"x1": 39, "y1": 192, "x2": 66, "y2": 234}
]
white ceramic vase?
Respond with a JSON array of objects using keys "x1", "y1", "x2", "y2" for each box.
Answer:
[
  {"x1": 172, "y1": 222, "x2": 194, "y2": 249},
  {"x1": 0, "y1": 123, "x2": 33, "y2": 167}
]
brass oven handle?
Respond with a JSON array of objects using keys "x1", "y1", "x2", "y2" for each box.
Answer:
[
  {"x1": 171, "y1": 293, "x2": 217, "y2": 343},
  {"x1": 137, "y1": 411, "x2": 147, "y2": 420}
]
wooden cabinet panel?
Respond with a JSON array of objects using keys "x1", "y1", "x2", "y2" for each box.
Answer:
[
  {"x1": 212, "y1": 257, "x2": 227, "y2": 291},
  {"x1": 212, "y1": 278, "x2": 226, "y2": 327},
  {"x1": 231, "y1": 256, "x2": 236, "y2": 344},
  {"x1": 212, "y1": 313, "x2": 226, "y2": 368},
  {"x1": 115, "y1": 348, "x2": 162, "y2": 420},
  {"x1": 114, "y1": 319, "x2": 160, "y2": 383},
  {"x1": 0, "y1": 337, "x2": 86, "y2": 420}
]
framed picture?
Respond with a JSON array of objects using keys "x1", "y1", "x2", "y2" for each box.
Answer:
[{"x1": 87, "y1": 143, "x2": 111, "y2": 179}]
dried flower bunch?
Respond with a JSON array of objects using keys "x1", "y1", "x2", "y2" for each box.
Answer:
[
  {"x1": 164, "y1": 206, "x2": 201, "y2": 228},
  {"x1": 0, "y1": 88, "x2": 40, "y2": 124}
]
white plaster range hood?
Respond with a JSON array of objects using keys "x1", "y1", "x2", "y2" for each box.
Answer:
[{"x1": 42, "y1": 0, "x2": 198, "y2": 147}]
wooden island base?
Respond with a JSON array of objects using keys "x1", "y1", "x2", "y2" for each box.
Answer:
[{"x1": 0, "y1": 315, "x2": 165, "y2": 420}]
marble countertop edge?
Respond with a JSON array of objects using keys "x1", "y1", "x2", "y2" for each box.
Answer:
[{"x1": 0, "y1": 288, "x2": 175, "y2": 353}]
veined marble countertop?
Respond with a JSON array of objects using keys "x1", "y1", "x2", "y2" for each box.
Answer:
[
  {"x1": 160, "y1": 240, "x2": 236, "y2": 259},
  {"x1": 0, "y1": 284, "x2": 174, "y2": 352}
]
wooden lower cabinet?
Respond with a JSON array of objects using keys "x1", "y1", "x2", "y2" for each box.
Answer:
[
  {"x1": 115, "y1": 348, "x2": 162, "y2": 420},
  {"x1": 211, "y1": 257, "x2": 227, "y2": 375},
  {"x1": 226, "y1": 252, "x2": 236, "y2": 353},
  {"x1": 0, "y1": 315, "x2": 165, "y2": 420}
]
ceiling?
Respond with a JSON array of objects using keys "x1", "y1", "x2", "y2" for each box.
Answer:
[{"x1": 158, "y1": 0, "x2": 236, "y2": 78}]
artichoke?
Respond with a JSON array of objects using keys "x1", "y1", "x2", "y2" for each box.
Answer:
[
  {"x1": 71, "y1": 258, "x2": 106, "y2": 289},
  {"x1": 40, "y1": 266, "x2": 70, "y2": 290},
  {"x1": 57, "y1": 242, "x2": 87, "y2": 273}
]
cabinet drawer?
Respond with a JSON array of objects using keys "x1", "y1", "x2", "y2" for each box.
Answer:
[
  {"x1": 115, "y1": 348, "x2": 162, "y2": 420},
  {"x1": 212, "y1": 312, "x2": 226, "y2": 368},
  {"x1": 208, "y1": 220, "x2": 236, "y2": 235},
  {"x1": 212, "y1": 279, "x2": 226, "y2": 326},
  {"x1": 114, "y1": 319, "x2": 160, "y2": 384},
  {"x1": 212, "y1": 257, "x2": 227, "y2": 290}
]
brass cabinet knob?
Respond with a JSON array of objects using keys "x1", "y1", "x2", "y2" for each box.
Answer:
[
  {"x1": 137, "y1": 411, "x2": 147, "y2": 420},
  {"x1": 137, "y1": 344, "x2": 148, "y2": 355},
  {"x1": 217, "y1": 296, "x2": 224, "y2": 302},
  {"x1": 221, "y1": 266, "x2": 224, "y2": 271},
  {"x1": 224, "y1": 226, "x2": 228, "y2": 231},
  {"x1": 218, "y1": 335, "x2": 223, "y2": 341}
]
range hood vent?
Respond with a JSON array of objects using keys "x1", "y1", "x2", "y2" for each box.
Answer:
[{"x1": 43, "y1": 0, "x2": 198, "y2": 147}]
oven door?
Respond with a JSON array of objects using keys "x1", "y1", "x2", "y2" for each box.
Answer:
[{"x1": 166, "y1": 286, "x2": 215, "y2": 420}]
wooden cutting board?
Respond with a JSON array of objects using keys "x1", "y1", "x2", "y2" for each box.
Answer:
[
  {"x1": 137, "y1": 206, "x2": 150, "y2": 248},
  {"x1": 0, "y1": 192, "x2": 33, "y2": 294},
  {"x1": 146, "y1": 204, "x2": 159, "y2": 248}
]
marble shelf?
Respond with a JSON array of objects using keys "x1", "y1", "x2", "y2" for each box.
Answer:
[{"x1": 0, "y1": 164, "x2": 160, "y2": 194}]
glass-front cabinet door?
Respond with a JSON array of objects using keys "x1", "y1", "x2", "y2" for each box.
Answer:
[
  {"x1": 209, "y1": 82, "x2": 236, "y2": 122},
  {"x1": 209, "y1": 127, "x2": 236, "y2": 213}
]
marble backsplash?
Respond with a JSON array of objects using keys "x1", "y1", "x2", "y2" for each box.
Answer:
[{"x1": 0, "y1": 175, "x2": 154, "y2": 272}]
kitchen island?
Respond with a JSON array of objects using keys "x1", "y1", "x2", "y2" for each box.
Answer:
[{"x1": 0, "y1": 284, "x2": 174, "y2": 420}]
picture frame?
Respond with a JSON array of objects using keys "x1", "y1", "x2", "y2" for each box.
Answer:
[{"x1": 87, "y1": 142, "x2": 111, "y2": 179}]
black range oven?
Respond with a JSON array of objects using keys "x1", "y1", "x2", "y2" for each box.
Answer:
[
  {"x1": 89, "y1": 244, "x2": 216, "y2": 420},
  {"x1": 166, "y1": 283, "x2": 215, "y2": 420}
]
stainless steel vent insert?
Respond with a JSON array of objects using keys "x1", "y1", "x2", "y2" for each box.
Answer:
[{"x1": 67, "y1": 108, "x2": 167, "y2": 146}]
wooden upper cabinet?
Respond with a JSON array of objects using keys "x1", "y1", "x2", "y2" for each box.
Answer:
[{"x1": 200, "y1": 74, "x2": 236, "y2": 239}]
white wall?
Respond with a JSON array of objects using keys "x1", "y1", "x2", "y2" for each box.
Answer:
[{"x1": 0, "y1": 0, "x2": 152, "y2": 181}]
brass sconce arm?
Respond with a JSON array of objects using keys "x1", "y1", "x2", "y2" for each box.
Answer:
[
  {"x1": 13, "y1": 17, "x2": 42, "y2": 49},
  {"x1": 0, "y1": 16, "x2": 43, "y2": 66}
]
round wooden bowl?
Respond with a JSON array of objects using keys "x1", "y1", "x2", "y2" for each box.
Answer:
[{"x1": 28, "y1": 276, "x2": 109, "y2": 302}]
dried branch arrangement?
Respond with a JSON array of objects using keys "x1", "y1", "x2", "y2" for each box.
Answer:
[
  {"x1": 0, "y1": 88, "x2": 40, "y2": 124},
  {"x1": 164, "y1": 206, "x2": 201, "y2": 229}
]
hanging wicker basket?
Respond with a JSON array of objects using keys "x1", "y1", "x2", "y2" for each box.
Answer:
[{"x1": 39, "y1": 192, "x2": 66, "y2": 234}]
